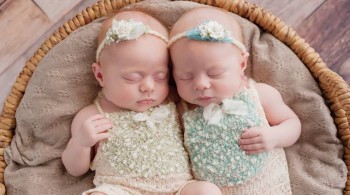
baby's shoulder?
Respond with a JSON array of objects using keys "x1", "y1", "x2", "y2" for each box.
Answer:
[
  {"x1": 77, "y1": 104, "x2": 99, "y2": 115},
  {"x1": 253, "y1": 82, "x2": 283, "y2": 106},
  {"x1": 253, "y1": 82, "x2": 280, "y2": 95},
  {"x1": 72, "y1": 104, "x2": 99, "y2": 125}
]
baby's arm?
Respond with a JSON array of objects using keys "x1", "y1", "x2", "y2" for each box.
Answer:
[
  {"x1": 62, "y1": 105, "x2": 111, "y2": 176},
  {"x1": 239, "y1": 83, "x2": 301, "y2": 154}
]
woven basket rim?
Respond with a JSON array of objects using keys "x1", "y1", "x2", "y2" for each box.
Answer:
[{"x1": 1, "y1": 0, "x2": 349, "y2": 194}]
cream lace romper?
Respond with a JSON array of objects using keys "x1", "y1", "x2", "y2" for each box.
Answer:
[
  {"x1": 183, "y1": 80, "x2": 292, "y2": 195},
  {"x1": 83, "y1": 100, "x2": 193, "y2": 195}
]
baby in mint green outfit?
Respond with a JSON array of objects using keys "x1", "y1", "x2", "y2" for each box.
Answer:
[
  {"x1": 168, "y1": 7, "x2": 301, "y2": 194},
  {"x1": 183, "y1": 80, "x2": 268, "y2": 186}
]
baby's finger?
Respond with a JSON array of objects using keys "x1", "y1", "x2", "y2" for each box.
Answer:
[
  {"x1": 240, "y1": 143, "x2": 263, "y2": 151},
  {"x1": 239, "y1": 136, "x2": 261, "y2": 145},
  {"x1": 240, "y1": 129, "x2": 260, "y2": 139},
  {"x1": 92, "y1": 118, "x2": 113, "y2": 128},
  {"x1": 96, "y1": 132, "x2": 110, "y2": 141},
  {"x1": 87, "y1": 114, "x2": 106, "y2": 122},
  {"x1": 94, "y1": 123, "x2": 113, "y2": 133}
]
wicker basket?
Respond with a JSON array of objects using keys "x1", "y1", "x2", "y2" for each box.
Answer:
[{"x1": 0, "y1": 0, "x2": 349, "y2": 194}]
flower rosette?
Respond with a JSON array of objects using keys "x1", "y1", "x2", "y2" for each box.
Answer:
[
  {"x1": 187, "y1": 20, "x2": 233, "y2": 42},
  {"x1": 105, "y1": 19, "x2": 148, "y2": 45},
  {"x1": 198, "y1": 21, "x2": 226, "y2": 40}
]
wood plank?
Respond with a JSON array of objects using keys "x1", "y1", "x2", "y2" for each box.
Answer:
[
  {"x1": 0, "y1": 0, "x2": 51, "y2": 75},
  {"x1": 247, "y1": 0, "x2": 324, "y2": 28},
  {"x1": 296, "y1": 0, "x2": 350, "y2": 77},
  {"x1": 0, "y1": 58, "x2": 23, "y2": 108},
  {"x1": 0, "y1": 0, "x2": 99, "y2": 112},
  {"x1": 33, "y1": 0, "x2": 82, "y2": 22},
  {"x1": 0, "y1": 0, "x2": 6, "y2": 6},
  {"x1": 338, "y1": 58, "x2": 350, "y2": 84}
]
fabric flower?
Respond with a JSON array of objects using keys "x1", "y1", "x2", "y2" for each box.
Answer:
[
  {"x1": 198, "y1": 21, "x2": 227, "y2": 40},
  {"x1": 105, "y1": 19, "x2": 148, "y2": 45},
  {"x1": 203, "y1": 99, "x2": 248, "y2": 125},
  {"x1": 133, "y1": 105, "x2": 170, "y2": 129}
]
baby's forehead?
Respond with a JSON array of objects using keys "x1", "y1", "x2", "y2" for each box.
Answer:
[
  {"x1": 111, "y1": 11, "x2": 154, "y2": 27},
  {"x1": 99, "y1": 36, "x2": 169, "y2": 66},
  {"x1": 98, "y1": 11, "x2": 168, "y2": 45}
]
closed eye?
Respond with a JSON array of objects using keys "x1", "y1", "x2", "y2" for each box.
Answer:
[
  {"x1": 123, "y1": 73, "x2": 142, "y2": 81},
  {"x1": 208, "y1": 69, "x2": 225, "y2": 78},
  {"x1": 179, "y1": 76, "x2": 193, "y2": 81}
]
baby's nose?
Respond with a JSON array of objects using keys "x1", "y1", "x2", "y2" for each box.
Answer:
[
  {"x1": 194, "y1": 75, "x2": 210, "y2": 91},
  {"x1": 140, "y1": 78, "x2": 155, "y2": 93}
]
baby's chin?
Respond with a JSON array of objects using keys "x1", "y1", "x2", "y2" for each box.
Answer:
[
  {"x1": 132, "y1": 99, "x2": 168, "y2": 112},
  {"x1": 190, "y1": 98, "x2": 224, "y2": 108},
  {"x1": 133, "y1": 103, "x2": 159, "y2": 112}
]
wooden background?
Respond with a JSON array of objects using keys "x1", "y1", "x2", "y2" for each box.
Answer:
[{"x1": 0, "y1": 0, "x2": 349, "y2": 112}]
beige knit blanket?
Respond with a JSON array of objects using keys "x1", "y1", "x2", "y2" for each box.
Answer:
[{"x1": 4, "y1": 0, "x2": 346, "y2": 194}]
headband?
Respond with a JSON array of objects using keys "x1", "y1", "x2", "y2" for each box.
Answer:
[
  {"x1": 96, "y1": 19, "x2": 169, "y2": 62},
  {"x1": 168, "y1": 20, "x2": 247, "y2": 53}
]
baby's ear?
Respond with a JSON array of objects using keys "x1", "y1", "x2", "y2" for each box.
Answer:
[
  {"x1": 240, "y1": 52, "x2": 249, "y2": 72},
  {"x1": 92, "y1": 63, "x2": 104, "y2": 87}
]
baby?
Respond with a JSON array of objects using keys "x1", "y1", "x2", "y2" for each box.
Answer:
[
  {"x1": 62, "y1": 10, "x2": 203, "y2": 195},
  {"x1": 168, "y1": 7, "x2": 301, "y2": 194}
]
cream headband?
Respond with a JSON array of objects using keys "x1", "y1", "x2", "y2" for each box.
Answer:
[
  {"x1": 96, "y1": 19, "x2": 169, "y2": 62},
  {"x1": 168, "y1": 20, "x2": 247, "y2": 53}
]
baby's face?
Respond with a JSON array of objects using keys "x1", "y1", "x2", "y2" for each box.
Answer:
[
  {"x1": 98, "y1": 35, "x2": 169, "y2": 112},
  {"x1": 171, "y1": 39, "x2": 246, "y2": 107}
]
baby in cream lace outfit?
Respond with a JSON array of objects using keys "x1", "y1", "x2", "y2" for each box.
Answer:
[
  {"x1": 61, "y1": 10, "x2": 220, "y2": 195},
  {"x1": 168, "y1": 7, "x2": 302, "y2": 194}
]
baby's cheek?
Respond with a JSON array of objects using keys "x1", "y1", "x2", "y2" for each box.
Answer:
[
  {"x1": 220, "y1": 82, "x2": 239, "y2": 97},
  {"x1": 160, "y1": 85, "x2": 170, "y2": 98},
  {"x1": 117, "y1": 87, "x2": 136, "y2": 100},
  {"x1": 177, "y1": 86, "x2": 191, "y2": 100}
]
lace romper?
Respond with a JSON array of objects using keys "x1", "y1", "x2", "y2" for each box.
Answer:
[
  {"x1": 183, "y1": 80, "x2": 292, "y2": 194},
  {"x1": 83, "y1": 100, "x2": 193, "y2": 195}
]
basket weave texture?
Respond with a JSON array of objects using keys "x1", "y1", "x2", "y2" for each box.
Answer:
[{"x1": 0, "y1": 0, "x2": 349, "y2": 194}]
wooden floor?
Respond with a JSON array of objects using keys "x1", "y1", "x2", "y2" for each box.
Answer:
[{"x1": 0, "y1": 0, "x2": 349, "y2": 112}]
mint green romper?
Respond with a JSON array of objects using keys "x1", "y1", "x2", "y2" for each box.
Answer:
[{"x1": 183, "y1": 80, "x2": 292, "y2": 194}]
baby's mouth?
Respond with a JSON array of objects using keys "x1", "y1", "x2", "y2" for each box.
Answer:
[
  {"x1": 197, "y1": 96, "x2": 215, "y2": 102},
  {"x1": 137, "y1": 99, "x2": 155, "y2": 105}
]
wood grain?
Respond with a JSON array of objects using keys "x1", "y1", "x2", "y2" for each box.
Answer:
[
  {"x1": 0, "y1": 0, "x2": 6, "y2": 6},
  {"x1": 33, "y1": 0, "x2": 82, "y2": 22},
  {"x1": 339, "y1": 57, "x2": 350, "y2": 84},
  {"x1": 0, "y1": 0, "x2": 50, "y2": 74},
  {"x1": 296, "y1": 0, "x2": 350, "y2": 83},
  {"x1": 247, "y1": 0, "x2": 324, "y2": 28},
  {"x1": 0, "y1": 0, "x2": 99, "y2": 112}
]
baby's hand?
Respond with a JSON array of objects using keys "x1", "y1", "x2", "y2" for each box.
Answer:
[
  {"x1": 74, "y1": 114, "x2": 112, "y2": 148},
  {"x1": 239, "y1": 125, "x2": 277, "y2": 154}
]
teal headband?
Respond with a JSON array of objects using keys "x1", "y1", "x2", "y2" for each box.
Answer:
[{"x1": 168, "y1": 20, "x2": 247, "y2": 53}]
